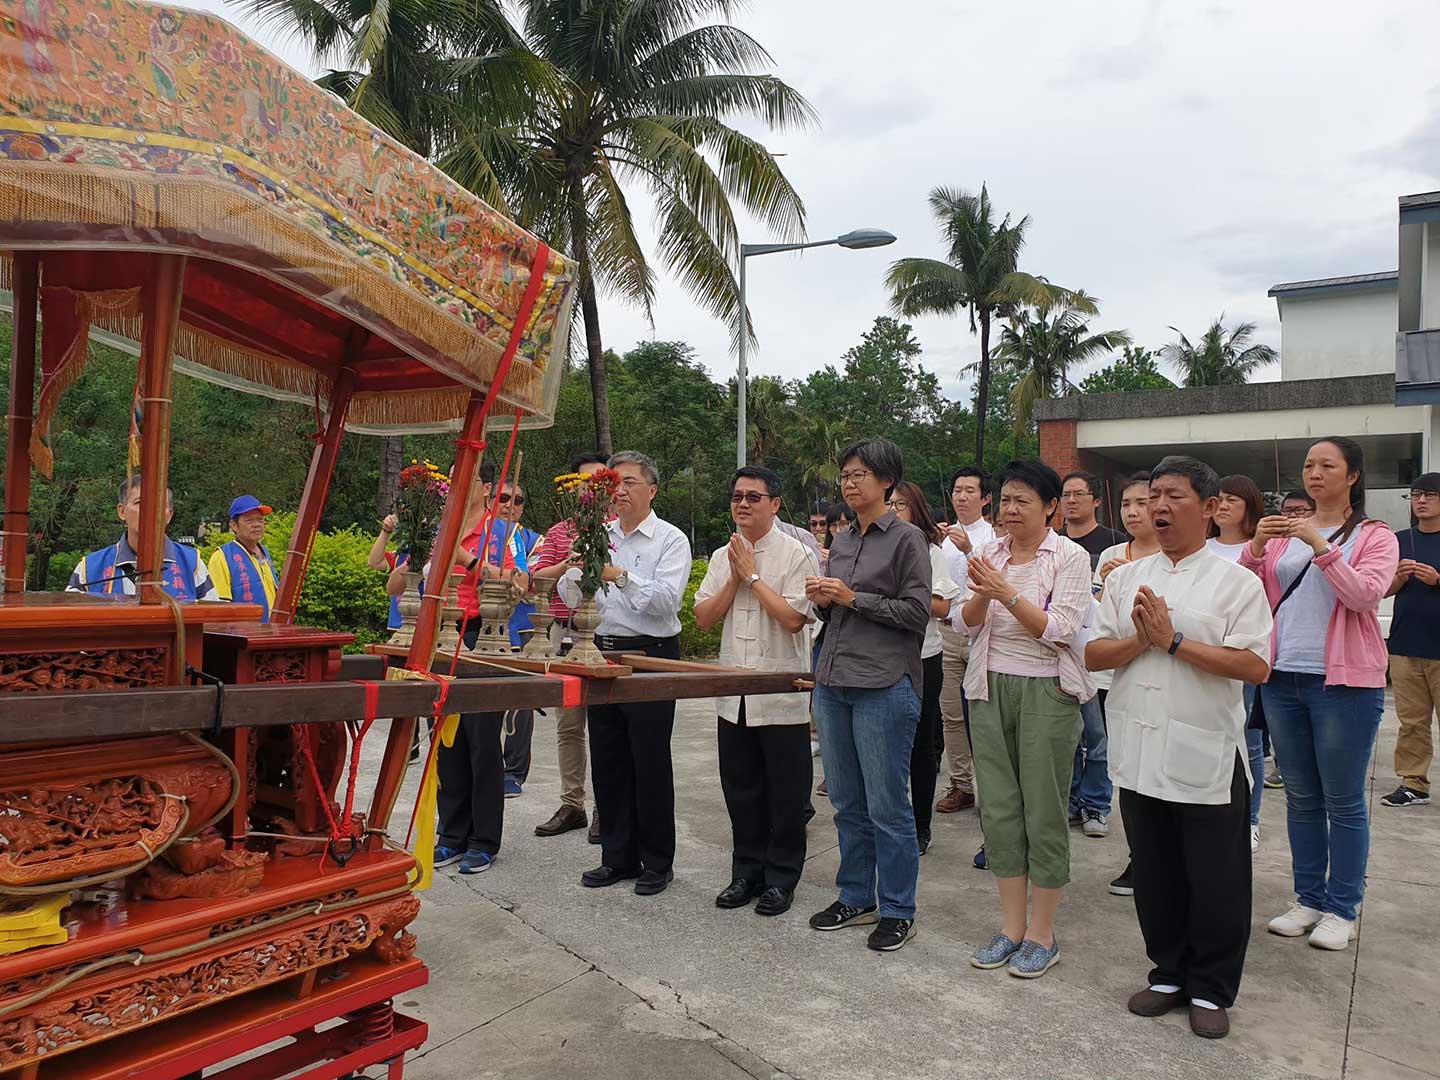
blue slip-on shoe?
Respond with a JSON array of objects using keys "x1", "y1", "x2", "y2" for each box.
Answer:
[
  {"x1": 435, "y1": 845, "x2": 465, "y2": 869},
  {"x1": 1008, "y1": 938, "x2": 1061, "y2": 979},
  {"x1": 459, "y1": 850, "x2": 495, "y2": 874},
  {"x1": 504, "y1": 778, "x2": 523, "y2": 799},
  {"x1": 971, "y1": 933, "x2": 1023, "y2": 969},
  {"x1": 972, "y1": 845, "x2": 987, "y2": 871}
]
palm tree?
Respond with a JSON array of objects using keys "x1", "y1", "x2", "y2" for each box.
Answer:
[
  {"x1": 886, "y1": 185, "x2": 1057, "y2": 465},
  {"x1": 442, "y1": 0, "x2": 815, "y2": 454},
  {"x1": 1161, "y1": 316, "x2": 1278, "y2": 387},
  {"x1": 993, "y1": 291, "x2": 1131, "y2": 431},
  {"x1": 743, "y1": 375, "x2": 793, "y2": 465},
  {"x1": 793, "y1": 415, "x2": 851, "y2": 511}
]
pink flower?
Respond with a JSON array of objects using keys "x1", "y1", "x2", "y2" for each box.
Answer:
[{"x1": 100, "y1": 72, "x2": 126, "y2": 96}]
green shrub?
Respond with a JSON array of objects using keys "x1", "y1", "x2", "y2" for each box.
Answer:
[{"x1": 679, "y1": 557, "x2": 721, "y2": 660}]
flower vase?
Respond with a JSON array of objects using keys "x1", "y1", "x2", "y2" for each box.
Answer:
[
  {"x1": 520, "y1": 577, "x2": 558, "y2": 659},
  {"x1": 469, "y1": 577, "x2": 520, "y2": 655},
  {"x1": 435, "y1": 569, "x2": 465, "y2": 656},
  {"x1": 566, "y1": 592, "x2": 606, "y2": 666},
  {"x1": 387, "y1": 571, "x2": 424, "y2": 648}
]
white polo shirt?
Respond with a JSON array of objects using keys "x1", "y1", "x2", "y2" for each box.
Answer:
[
  {"x1": 694, "y1": 526, "x2": 814, "y2": 725},
  {"x1": 1096, "y1": 547, "x2": 1272, "y2": 804},
  {"x1": 941, "y1": 517, "x2": 995, "y2": 621}
]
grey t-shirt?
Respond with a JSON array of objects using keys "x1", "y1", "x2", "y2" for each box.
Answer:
[{"x1": 1274, "y1": 532, "x2": 1361, "y2": 675}]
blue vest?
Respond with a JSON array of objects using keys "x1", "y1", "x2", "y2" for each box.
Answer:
[
  {"x1": 81, "y1": 538, "x2": 200, "y2": 601},
  {"x1": 221, "y1": 540, "x2": 276, "y2": 621}
]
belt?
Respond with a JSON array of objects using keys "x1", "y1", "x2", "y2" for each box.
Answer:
[{"x1": 595, "y1": 633, "x2": 677, "y2": 651}]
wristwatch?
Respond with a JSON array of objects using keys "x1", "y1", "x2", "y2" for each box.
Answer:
[
  {"x1": 746, "y1": 572, "x2": 761, "y2": 587},
  {"x1": 1004, "y1": 594, "x2": 1021, "y2": 610},
  {"x1": 614, "y1": 570, "x2": 630, "y2": 590},
  {"x1": 1168, "y1": 631, "x2": 1184, "y2": 655}
]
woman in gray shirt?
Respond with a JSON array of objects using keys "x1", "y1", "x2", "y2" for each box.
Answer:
[{"x1": 804, "y1": 438, "x2": 932, "y2": 953}]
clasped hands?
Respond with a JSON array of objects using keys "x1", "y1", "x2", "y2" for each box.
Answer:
[
  {"x1": 966, "y1": 554, "x2": 1015, "y2": 604},
  {"x1": 1254, "y1": 514, "x2": 1327, "y2": 554},
  {"x1": 804, "y1": 574, "x2": 855, "y2": 608},
  {"x1": 1131, "y1": 585, "x2": 1175, "y2": 649},
  {"x1": 1396, "y1": 559, "x2": 1440, "y2": 587}
]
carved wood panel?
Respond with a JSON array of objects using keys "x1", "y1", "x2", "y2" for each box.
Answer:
[
  {"x1": 251, "y1": 650, "x2": 309, "y2": 684},
  {"x1": 0, "y1": 647, "x2": 168, "y2": 692}
]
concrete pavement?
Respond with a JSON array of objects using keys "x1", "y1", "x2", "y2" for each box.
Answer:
[{"x1": 366, "y1": 698, "x2": 1440, "y2": 1080}]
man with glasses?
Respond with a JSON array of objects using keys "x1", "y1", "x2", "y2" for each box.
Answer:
[
  {"x1": 1382, "y1": 473, "x2": 1440, "y2": 808},
  {"x1": 1061, "y1": 471, "x2": 1127, "y2": 571},
  {"x1": 1281, "y1": 490, "x2": 1316, "y2": 519},
  {"x1": 809, "y1": 507, "x2": 831, "y2": 551},
  {"x1": 559, "y1": 451, "x2": 691, "y2": 897},
  {"x1": 493, "y1": 481, "x2": 543, "y2": 799},
  {"x1": 695, "y1": 466, "x2": 814, "y2": 917},
  {"x1": 937, "y1": 467, "x2": 995, "y2": 814}
]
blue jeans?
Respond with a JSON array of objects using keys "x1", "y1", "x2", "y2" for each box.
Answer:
[
  {"x1": 1069, "y1": 694, "x2": 1112, "y2": 816},
  {"x1": 1261, "y1": 671, "x2": 1384, "y2": 920},
  {"x1": 814, "y1": 677, "x2": 921, "y2": 919},
  {"x1": 1243, "y1": 684, "x2": 1263, "y2": 826}
]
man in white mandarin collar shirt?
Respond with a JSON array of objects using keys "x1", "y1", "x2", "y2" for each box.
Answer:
[
  {"x1": 559, "y1": 451, "x2": 691, "y2": 897},
  {"x1": 695, "y1": 466, "x2": 815, "y2": 917},
  {"x1": 1086, "y1": 456, "x2": 1272, "y2": 1041}
]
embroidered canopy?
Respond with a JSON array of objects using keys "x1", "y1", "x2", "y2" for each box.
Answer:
[{"x1": 0, "y1": 0, "x2": 575, "y2": 457}]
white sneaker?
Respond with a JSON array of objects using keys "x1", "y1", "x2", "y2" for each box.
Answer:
[
  {"x1": 1250, "y1": 824, "x2": 1260, "y2": 853},
  {"x1": 1308, "y1": 913, "x2": 1357, "y2": 951},
  {"x1": 1268, "y1": 903, "x2": 1324, "y2": 937},
  {"x1": 810, "y1": 739, "x2": 821, "y2": 757}
]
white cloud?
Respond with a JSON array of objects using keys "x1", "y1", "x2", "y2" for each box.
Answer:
[{"x1": 187, "y1": 0, "x2": 1440, "y2": 396}]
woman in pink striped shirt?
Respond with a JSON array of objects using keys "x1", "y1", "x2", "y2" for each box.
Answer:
[{"x1": 961, "y1": 459, "x2": 1096, "y2": 979}]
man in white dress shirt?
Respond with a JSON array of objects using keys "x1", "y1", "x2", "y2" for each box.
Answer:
[
  {"x1": 936, "y1": 466, "x2": 995, "y2": 813},
  {"x1": 1086, "y1": 455, "x2": 1272, "y2": 1040},
  {"x1": 559, "y1": 451, "x2": 692, "y2": 897},
  {"x1": 695, "y1": 466, "x2": 815, "y2": 917}
]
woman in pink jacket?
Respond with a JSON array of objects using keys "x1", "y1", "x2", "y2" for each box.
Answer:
[{"x1": 1240, "y1": 437, "x2": 1398, "y2": 952}]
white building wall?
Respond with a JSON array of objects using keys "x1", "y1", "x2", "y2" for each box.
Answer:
[{"x1": 1277, "y1": 289, "x2": 1397, "y2": 381}]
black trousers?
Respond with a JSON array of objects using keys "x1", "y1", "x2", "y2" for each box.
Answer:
[
  {"x1": 1119, "y1": 753, "x2": 1252, "y2": 1008},
  {"x1": 588, "y1": 635, "x2": 681, "y2": 873},
  {"x1": 717, "y1": 701, "x2": 811, "y2": 891},
  {"x1": 503, "y1": 709, "x2": 534, "y2": 784},
  {"x1": 436, "y1": 711, "x2": 505, "y2": 855},
  {"x1": 910, "y1": 651, "x2": 944, "y2": 840}
]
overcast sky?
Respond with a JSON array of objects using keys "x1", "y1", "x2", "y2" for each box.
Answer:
[{"x1": 195, "y1": 0, "x2": 1439, "y2": 398}]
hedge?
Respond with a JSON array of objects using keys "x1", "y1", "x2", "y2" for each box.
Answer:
[{"x1": 679, "y1": 558, "x2": 721, "y2": 659}]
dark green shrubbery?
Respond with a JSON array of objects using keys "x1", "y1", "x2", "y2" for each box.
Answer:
[{"x1": 679, "y1": 558, "x2": 721, "y2": 660}]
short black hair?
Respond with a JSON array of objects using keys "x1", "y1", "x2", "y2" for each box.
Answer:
[
  {"x1": 1121, "y1": 470, "x2": 1152, "y2": 493},
  {"x1": 947, "y1": 466, "x2": 992, "y2": 498},
  {"x1": 1282, "y1": 489, "x2": 1316, "y2": 508},
  {"x1": 1061, "y1": 470, "x2": 1103, "y2": 500},
  {"x1": 838, "y1": 437, "x2": 904, "y2": 499},
  {"x1": 826, "y1": 502, "x2": 856, "y2": 526},
  {"x1": 117, "y1": 474, "x2": 173, "y2": 504},
  {"x1": 998, "y1": 459, "x2": 1063, "y2": 508},
  {"x1": 477, "y1": 460, "x2": 497, "y2": 484},
  {"x1": 1151, "y1": 455, "x2": 1220, "y2": 500},
  {"x1": 569, "y1": 451, "x2": 608, "y2": 472},
  {"x1": 731, "y1": 465, "x2": 782, "y2": 498}
]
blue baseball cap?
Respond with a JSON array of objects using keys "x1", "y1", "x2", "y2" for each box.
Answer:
[{"x1": 228, "y1": 495, "x2": 273, "y2": 520}]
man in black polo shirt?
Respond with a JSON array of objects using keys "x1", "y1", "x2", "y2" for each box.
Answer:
[
  {"x1": 1383, "y1": 472, "x2": 1440, "y2": 808},
  {"x1": 1061, "y1": 471, "x2": 1127, "y2": 570}
]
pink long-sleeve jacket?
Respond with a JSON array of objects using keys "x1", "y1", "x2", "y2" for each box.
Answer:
[{"x1": 1238, "y1": 521, "x2": 1399, "y2": 688}]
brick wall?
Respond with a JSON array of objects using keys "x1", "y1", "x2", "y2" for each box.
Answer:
[{"x1": 1038, "y1": 418, "x2": 1080, "y2": 477}]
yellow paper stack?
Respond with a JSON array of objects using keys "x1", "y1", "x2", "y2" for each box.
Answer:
[{"x1": 0, "y1": 893, "x2": 71, "y2": 955}]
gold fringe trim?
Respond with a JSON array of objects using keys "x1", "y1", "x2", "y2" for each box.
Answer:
[{"x1": 0, "y1": 163, "x2": 562, "y2": 420}]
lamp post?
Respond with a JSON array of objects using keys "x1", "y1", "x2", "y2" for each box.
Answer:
[{"x1": 736, "y1": 228, "x2": 897, "y2": 468}]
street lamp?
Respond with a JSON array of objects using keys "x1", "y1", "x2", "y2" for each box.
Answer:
[{"x1": 736, "y1": 228, "x2": 897, "y2": 468}]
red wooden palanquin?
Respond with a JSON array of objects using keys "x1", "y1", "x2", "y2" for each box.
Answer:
[{"x1": 0, "y1": 4, "x2": 813, "y2": 1077}]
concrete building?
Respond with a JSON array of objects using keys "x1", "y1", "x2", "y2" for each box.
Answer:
[{"x1": 1036, "y1": 191, "x2": 1440, "y2": 534}]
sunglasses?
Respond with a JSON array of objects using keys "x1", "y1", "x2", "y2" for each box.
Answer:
[
  {"x1": 730, "y1": 491, "x2": 773, "y2": 505},
  {"x1": 497, "y1": 493, "x2": 526, "y2": 506}
]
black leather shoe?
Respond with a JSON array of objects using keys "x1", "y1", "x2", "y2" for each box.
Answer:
[
  {"x1": 715, "y1": 878, "x2": 762, "y2": 908},
  {"x1": 634, "y1": 869, "x2": 673, "y2": 896},
  {"x1": 580, "y1": 865, "x2": 640, "y2": 888},
  {"x1": 754, "y1": 886, "x2": 793, "y2": 917},
  {"x1": 587, "y1": 813, "x2": 601, "y2": 845},
  {"x1": 535, "y1": 805, "x2": 588, "y2": 837}
]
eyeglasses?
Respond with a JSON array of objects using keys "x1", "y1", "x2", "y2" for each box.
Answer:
[
  {"x1": 618, "y1": 478, "x2": 651, "y2": 490},
  {"x1": 497, "y1": 493, "x2": 526, "y2": 506},
  {"x1": 1282, "y1": 506, "x2": 1313, "y2": 517},
  {"x1": 808, "y1": 518, "x2": 827, "y2": 528},
  {"x1": 1061, "y1": 490, "x2": 1094, "y2": 501},
  {"x1": 839, "y1": 469, "x2": 872, "y2": 487},
  {"x1": 730, "y1": 491, "x2": 772, "y2": 505},
  {"x1": 887, "y1": 500, "x2": 910, "y2": 511},
  {"x1": 1405, "y1": 491, "x2": 1440, "y2": 501}
]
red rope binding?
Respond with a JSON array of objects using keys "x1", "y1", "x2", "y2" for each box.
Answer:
[{"x1": 297, "y1": 680, "x2": 381, "y2": 866}]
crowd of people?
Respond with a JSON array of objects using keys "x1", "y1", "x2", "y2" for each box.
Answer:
[{"x1": 66, "y1": 437, "x2": 1440, "y2": 1042}]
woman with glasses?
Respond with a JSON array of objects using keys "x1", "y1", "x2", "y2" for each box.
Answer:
[
  {"x1": 1381, "y1": 474, "x2": 1440, "y2": 808},
  {"x1": 1241, "y1": 437, "x2": 1398, "y2": 951},
  {"x1": 962, "y1": 459, "x2": 1094, "y2": 979},
  {"x1": 887, "y1": 481, "x2": 961, "y2": 857},
  {"x1": 805, "y1": 438, "x2": 932, "y2": 952},
  {"x1": 1207, "y1": 475, "x2": 1268, "y2": 851}
]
